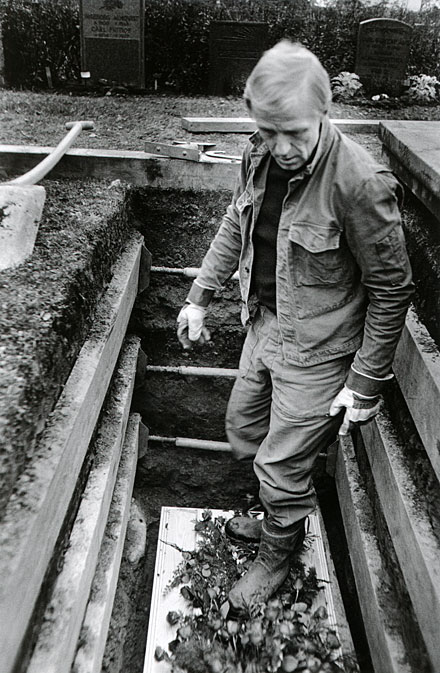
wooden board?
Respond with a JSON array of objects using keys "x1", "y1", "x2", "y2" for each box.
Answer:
[
  {"x1": 144, "y1": 506, "x2": 352, "y2": 673},
  {"x1": 379, "y1": 121, "x2": 440, "y2": 200},
  {"x1": 72, "y1": 413, "x2": 141, "y2": 673},
  {"x1": 360, "y1": 412, "x2": 440, "y2": 672},
  {"x1": 27, "y1": 337, "x2": 140, "y2": 673},
  {"x1": 335, "y1": 435, "x2": 413, "y2": 673},
  {"x1": 0, "y1": 234, "x2": 143, "y2": 673},
  {"x1": 181, "y1": 117, "x2": 381, "y2": 134},
  {"x1": 0, "y1": 145, "x2": 240, "y2": 191},
  {"x1": 393, "y1": 307, "x2": 440, "y2": 483}
]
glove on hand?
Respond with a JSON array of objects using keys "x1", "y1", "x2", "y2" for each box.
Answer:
[
  {"x1": 177, "y1": 302, "x2": 211, "y2": 350},
  {"x1": 329, "y1": 385, "x2": 381, "y2": 436}
]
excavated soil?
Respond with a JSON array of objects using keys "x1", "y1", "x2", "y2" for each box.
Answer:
[{"x1": 0, "y1": 177, "x2": 133, "y2": 516}]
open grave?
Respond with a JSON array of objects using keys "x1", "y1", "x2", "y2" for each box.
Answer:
[{"x1": 0, "y1": 119, "x2": 439, "y2": 673}]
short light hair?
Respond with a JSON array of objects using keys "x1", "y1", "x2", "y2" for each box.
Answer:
[{"x1": 244, "y1": 40, "x2": 331, "y2": 118}]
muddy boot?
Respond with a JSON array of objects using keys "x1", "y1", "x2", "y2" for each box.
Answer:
[
  {"x1": 225, "y1": 516, "x2": 263, "y2": 543},
  {"x1": 228, "y1": 518, "x2": 306, "y2": 613}
]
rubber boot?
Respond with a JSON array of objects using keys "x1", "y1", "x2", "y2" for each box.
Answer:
[
  {"x1": 225, "y1": 516, "x2": 263, "y2": 543},
  {"x1": 228, "y1": 518, "x2": 305, "y2": 613}
]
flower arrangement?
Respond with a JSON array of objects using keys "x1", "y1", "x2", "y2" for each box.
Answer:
[{"x1": 155, "y1": 510, "x2": 359, "y2": 673}]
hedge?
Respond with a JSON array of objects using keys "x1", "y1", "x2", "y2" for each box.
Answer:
[{"x1": 1, "y1": 0, "x2": 440, "y2": 92}]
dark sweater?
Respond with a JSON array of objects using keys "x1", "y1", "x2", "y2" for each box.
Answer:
[{"x1": 251, "y1": 157, "x2": 299, "y2": 314}]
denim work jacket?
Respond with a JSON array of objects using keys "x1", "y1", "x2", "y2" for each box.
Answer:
[{"x1": 188, "y1": 116, "x2": 414, "y2": 395}]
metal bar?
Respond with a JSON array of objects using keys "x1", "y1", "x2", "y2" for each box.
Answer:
[
  {"x1": 151, "y1": 265, "x2": 239, "y2": 280},
  {"x1": 6, "y1": 121, "x2": 94, "y2": 185},
  {"x1": 149, "y1": 435, "x2": 232, "y2": 452},
  {"x1": 149, "y1": 435, "x2": 327, "y2": 459},
  {"x1": 146, "y1": 365, "x2": 238, "y2": 378}
]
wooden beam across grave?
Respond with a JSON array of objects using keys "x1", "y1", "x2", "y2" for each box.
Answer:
[
  {"x1": 0, "y1": 233, "x2": 145, "y2": 673},
  {"x1": 144, "y1": 506, "x2": 356, "y2": 673},
  {"x1": 0, "y1": 145, "x2": 240, "y2": 192},
  {"x1": 181, "y1": 117, "x2": 382, "y2": 134}
]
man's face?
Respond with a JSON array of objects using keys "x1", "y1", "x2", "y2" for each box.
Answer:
[{"x1": 253, "y1": 100, "x2": 323, "y2": 171}]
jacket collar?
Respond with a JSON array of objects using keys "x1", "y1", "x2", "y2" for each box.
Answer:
[{"x1": 248, "y1": 114, "x2": 335, "y2": 176}]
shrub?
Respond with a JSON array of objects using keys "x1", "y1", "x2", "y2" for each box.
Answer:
[
  {"x1": 1, "y1": 0, "x2": 440, "y2": 93},
  {"x1": 1, "y1": 0, "x2": 80, "y2": 88},
  {"x1": 404, "y1": 73, "x2": 440, "y2": 103},
  {"x1": 331, "y1": 71, "x2": 364, "y2": 100}
]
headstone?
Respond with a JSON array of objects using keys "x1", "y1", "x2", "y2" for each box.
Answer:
[
  {"x1": 209, "y1": 21, "x2": 268, "y2": 96},
  {"x1": 80, "y1": 0, "x2": 145, "y2": 89},
  {"x1": 355, "y1": 18, "x2": 412, "y2": 96}
]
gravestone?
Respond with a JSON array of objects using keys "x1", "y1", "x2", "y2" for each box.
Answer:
[
  {"x1": 209, "y1": 21, "x2": 268, "y2": 96},
  {"x1": 355, "y1": 18, "x2": 412, "y2": 96},
  {"x1": 80, "y1": 0, "x2": 145, "y2": 89}
]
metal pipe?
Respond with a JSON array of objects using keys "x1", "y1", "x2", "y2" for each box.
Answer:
[
  {"x1": 149, "y1": 435, "x2": 232, "y2": 452},
  {"x1": 7, "y1": 121, "x2": 94, "y2": 186},
  {"x1": 151, "y1": 265, "x2": 239, "y2": 281},
  {"x1": 146, "y1": 365, "x2": 238, "y2": 378},
  {"x1": 149, "y1": 435, "x2": 328, "y2": 460}
]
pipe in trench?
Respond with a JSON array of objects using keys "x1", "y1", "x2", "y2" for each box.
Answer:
[
  {"x1": 151, "y1": 265, "x2": 239, "y2": 281},
  {"x1": 146, "y1": 365, "x2": 238, "y2": 378}
]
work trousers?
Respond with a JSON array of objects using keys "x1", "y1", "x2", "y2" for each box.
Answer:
[{"x1": 226, "y1": 306, "x2": 352, "y2": 529}]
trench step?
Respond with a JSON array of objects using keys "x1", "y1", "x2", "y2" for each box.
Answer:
[
  {"x1": 360, "y1": 410, "x2": 440, "y2": 672},
  {"x1": 27, "y1": 337, "x2": 141, "y2": 673},
  {"x1": 144, "y1": 506, "x2": 357, "y2": 673},
  {"x1": 335, "y1": 435, "x2": 414, "y2": 673},
  {"x1": 72, "y1": 413, "x2": 141, "y2": 673}
]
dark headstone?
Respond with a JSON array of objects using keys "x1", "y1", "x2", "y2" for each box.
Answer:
[
  {"x1": 209, "y1": 21, "x2": 268, "y2": 96},
  {"x1": 355, "y1": 18, "x2": 412, "y2": 96},
  {"x1": 80, "y1": 0, "x2": 145, "y2": 88}
]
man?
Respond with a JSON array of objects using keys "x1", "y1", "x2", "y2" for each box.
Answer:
[{"x1": 176, "y1": 41, "x2": 413, "y2": 612}]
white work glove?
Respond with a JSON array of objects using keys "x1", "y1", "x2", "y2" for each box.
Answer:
[
  {"x1": 329, "y1": 385, "x2": 381, "y2": 436},
  {"x1": 176, "y1": 302, "x2": 211, "y2": 351}
]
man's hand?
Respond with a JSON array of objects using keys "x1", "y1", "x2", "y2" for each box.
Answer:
[
  {"x1": 329, "y1": 385, "x2": 381, "y2": 436},
  {"x1": 177, "y1": 302, "x2": 211, "y2": 351}
]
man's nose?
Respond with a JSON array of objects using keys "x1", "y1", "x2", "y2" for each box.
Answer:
[{"x1": 273, "y1": 134, "x2": 291, "y2": 156}]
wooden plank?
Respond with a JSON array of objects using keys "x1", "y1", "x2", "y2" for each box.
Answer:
[
  {"x1": 0, "y1": 234, "x2": 143, "y2": 673},
  {"x1": 393, "y1": 307, "x2": 440, "y2": 483},
  {"x1": 382, "y1": 146, "x2": 440, "y2": 222},
  {"x1": 27, "y1": 337, "x2": 140, "y2": 673},
  {"x1": 181, "y1": 117, "x2": 381, "y2": 134},
  {"x1": 379, "y1": 121, "x2": 440, "y2": 201},
  {"x1": 360, "y1": 411, "x2": 440, "y2": 672},
  {"x1": 144, "y1": 506, "x2": 353, "y2": 673},
  {"x1": 335, "y1": 435, "x2": 413, "y2": 673},
  {"x1": 0, "y1": 145, "x2": 239, "y2": 191},
  {"x1": 72, "y1": 413, "x2": 141, "y2": 673},
  {"x1": 317, "y1": 509, "x2": 356, "y2": 657}
]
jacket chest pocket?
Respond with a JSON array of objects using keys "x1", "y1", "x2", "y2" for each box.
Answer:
[{"x1": 288, "y1": 223, "x2": 348, "y2": 285}]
